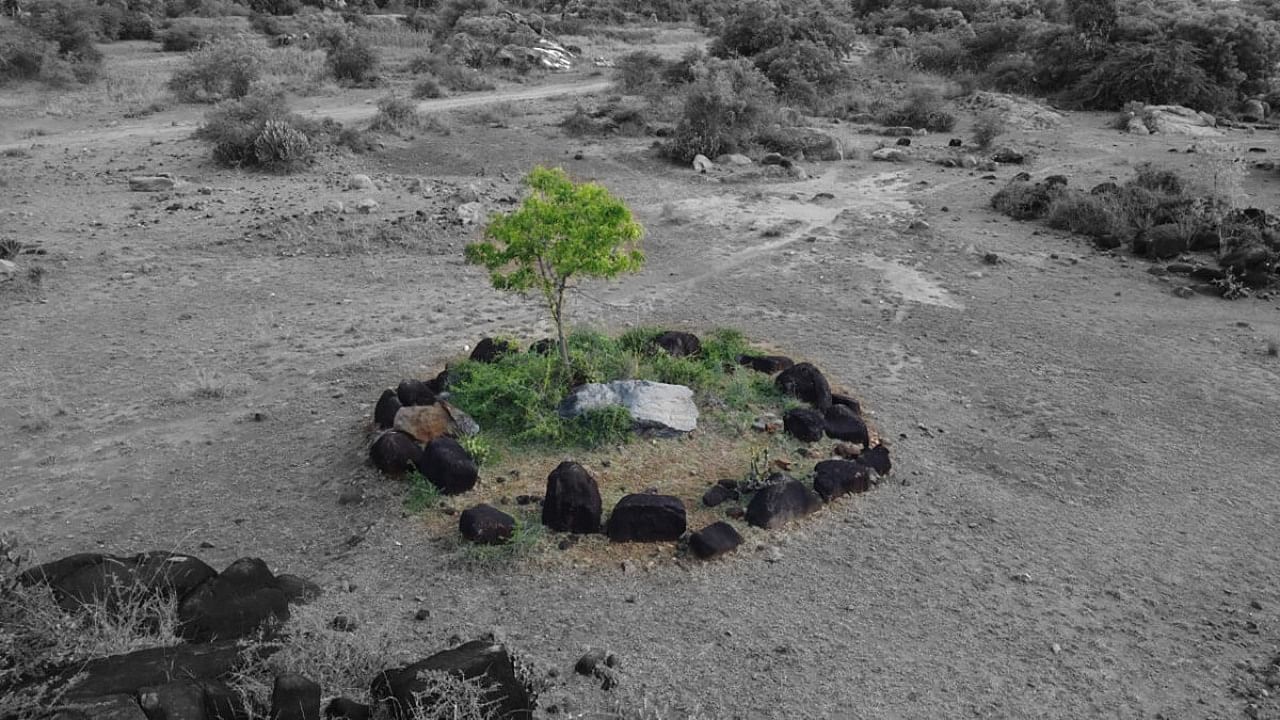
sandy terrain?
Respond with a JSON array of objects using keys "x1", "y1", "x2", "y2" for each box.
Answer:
[{"x1": 3, "y1": 37, "x2": 1280, "y2": 719}]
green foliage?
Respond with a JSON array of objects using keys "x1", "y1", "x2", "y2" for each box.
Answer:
[
  {"x1": 667, "y1": 57, "x2": 778, "y2": 163},
  {"x1": 195, "y1": 92, "x2": 316, "y2": 171},
  {"x1": 456, "y1": 513, "x2": 545, "y2": 567},
  {"x1": 167, "y1": 36, "x2": 263, "y2": 103},
  {"x1": 404, "y1": 469, "x2": 442, "y2": 513},
  {"x1": 571, "y1": 406, "x2": 634, "y2": 448},
  {"x1": 1070, "y1": 40, "x2": 1224, "y2": 110},
  {"x1": 457, "y1": 434, "x2": 496, "y2": 467},
  {"x1": 465, "y1": 167, "x2": 644, "y2": 371}
]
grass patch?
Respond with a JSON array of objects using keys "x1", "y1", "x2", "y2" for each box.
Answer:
[
  {"x1": 454, "y1": 512, "x2": 546, "y2": 569},
  {"x1": 405, "y1": 469, "x2": 443, "y2": 513}
]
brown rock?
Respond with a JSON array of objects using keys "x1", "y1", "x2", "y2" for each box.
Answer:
[
  {"x1": 393, "y1": 402, "x2": 478, "y2": 443},
  {"x1": 833, "y1": 442, "x2": 862, "y2": 460}
]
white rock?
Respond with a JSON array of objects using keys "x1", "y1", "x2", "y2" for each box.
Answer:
[
  {"x1": 692, "y1": 154, "x2": 713, "y2": 173},
  {"x1": 354, "y1": 198, "x2": 379, "y2": 214},
  {"x1": 871, "y1": 147, "x2": 906, "y2": 162},
  {"x1": 558, "y1": 380, "x2": 698, "y2": 435},
  {"x1": 348, "y1": 174, "x2": 376, "y2": 190}
]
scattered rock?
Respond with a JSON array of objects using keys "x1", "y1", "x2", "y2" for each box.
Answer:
[
  {"x1": 859, "y1": 444, "x2": 893, "y2": 476},
  {"x1": 1173, "y1": 285, "x2": 1195, "y2": 298},
  {"x1": 745, "y1": 476, "x2": 822, "y2": 529},
  {"x1": 177, "y1": 557, "x2": 289, "y2": 642},
  {"x1": 271, "y1": 673, "x2": 321, "y2": 720},
  {"x1": 775, "y1": 362, "x2": 832, "y2": 408},
  {"x1": 829, "y1": 393, "x2": 861, "y2": 416},
  {"x1": 758, "y1": 126, "x2": 844, "y2": 160},
  {"x1": 701, "y1": 484, "x2": 738, "y2": 508},
  {"x1": 692, "y1": 154, "x2": 713, "y2": 173},
  {"x1": 1241, "y1": 98, "x2": 1269, "y2": 123},
  {"x1": 558, "y1": 380, "x2": 698, "y2": 435},
  {"x1": 871, "y1": 147, "x2": 906, "y2": 162},
  {"x1": 459, "y1": 504, "x2": 515, "y2": 545},
  {"x1": 716, "y1": 153, "x2": 752, "y2": 166},
  {"x1": 417, "y1": 437, "x2": 479, "y2": 494},
  {"x1": 1143, "y1": 105, "x2": 1221, "y2": 137},
  {"x1": 823, "y1": 405, "x2": 869, "y2": 447},
  {"x1": 895, "y1": 137, "x2": 911, "y2": 147},
  {"x1": 369, "y1": 430, "x2": 423, "y2": 476},
  {"x1": 751, "y1": 414, "x2": 783, "y2": 433},
  {"x1": 783, "y1": 407, "x2": 825, "y2": 442},
  {"x1": 456, "y1": 201, "x2": 484, "y2": 225},
  {"x1": 991, "y1": 147, "x2": 1024, "y2": 164},
  {"x1": 393, "y1": 403, "x2": 478, "y2": 444},
  {"x1": 19, "y1": 552, "x2": 216, "y2": 612},
  {"x1": 653, "y1": 330, "x2": 701, "y2": 358},
  {"x1": 128, "y1": 176, "x2": 175, "y2": 192},
  {"x1": 689, "y1": 522, "x2": 743, "y2": 560},
  {"x1": 277, "y1": 574, "x2": 322, "y2": 604},
  {"x1": 347, "y1": 174, "x2": 376, "y2": 190},
  {"x1": 812, "y1": 459, "x2": 872, "y2": 502},
  {"x1": 948, "y1": 138, "x2": 963, "y2": 147},
  {"x1": 395, "y1": 379, "x2": 437, "y2": 407},
  {"x1": 542, "y1": 461, "x2": 602, "y2": 534},
  {"x1": 138, "y1": 681, "x2": 205, "y2": 720},
  {"x1": 737, "y1": 354, "x2": 794, "y2": 374},
  {"x1": 833, "y1": 442, "x2": 861, "y2": 460},
  {"x1": 326, "y1": 697, "x2": 373, "y2": 720},
  {"x1": 353, "y1": 198, "x2": 379, "y2": 214},
  {"x1": 606, "y1": 494, "x2": 687, "y2": 542},
  {"x1": 469, "y1": 337, "x2": 518, "y2": 363},
  {"x1": 374, "y1": 389, "x2": 402, "y2": 430},
  {"x1": 372, "y1": 641, "x2": 533, "y2": 720},
  {"x1": 761, "y1": 152, "x2": 785, "y2": 166}
]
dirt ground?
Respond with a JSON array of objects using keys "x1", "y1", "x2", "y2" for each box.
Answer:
[{"x1": 3, "y1": 34, "x2": 1280, "y2": 720}]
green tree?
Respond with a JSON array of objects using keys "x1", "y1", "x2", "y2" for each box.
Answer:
[{"x1": 465, "y1": 167, "x2": 645, "y2": 373}]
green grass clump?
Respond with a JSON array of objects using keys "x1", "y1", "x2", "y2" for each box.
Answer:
[
  {"x1": 446, "y1": 328, "x2": 784, "y2": 451},
  {"x1": 404, "y1": 469, "x2": 442, "y2": 513},
  {"x1": 456, "y1": 514, "x2": 546, "y2": 568}
]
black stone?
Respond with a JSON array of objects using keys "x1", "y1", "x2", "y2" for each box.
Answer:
[
  {"x1": 55, "y1": 641, "x2": 247, "y2": 701},
  {"x1": 276, "y1": 573, "x2": 322, "y2": 604},
  {"x1": 895, "y1": 137, "x2": 911, "y2": 146},
  {"x1": 20, "y1": 552, "x2": 217, "y2": 613},
  {"x1": 459, "y1": 504, "x2": 516, "y2": 545},
  {"x1": 948, "y1": 138, "x2": 963, "y2": 147},
  {"x1": 745, "y1": 477, "x2": 822, "y2": 529},
  {"x1": 653, "y1": 330, "x2": 701, "y2": 357},
  {"x1": 860, "y1": 444, "x2": 893, "y2": 476},
  {"x1": 701, "y1": 484, "x2": 738, "y2": 508},
  {"x1": 369, "y1": 431, "x2": 423, "y2": 476},
  {"x1": 689, "y1": 522, "x2": 744, "y2": 560},
  {"x1": 424, "y1": 367, "x2": 455, "y2": 395},
  {"x1": 528, "y1": 338, "x2": 556, "y2": 355},
  {"x1": 829, "y1": 393, "x2": 861, "y2": 416},
  {"x1": 374, "y1": 389, "x2": 401, "y2": 430},
  {"x1": 177, "y1": 558, "x2": 289, "y2": 642},
  {"x1": 469, "y1": 337, "x2": 517, "y2": 364},
  {"x1": 606, "y1": 494, "x2": 687, "y2": 542},
  {"x1": 1090, "y1": 181, "x2": 1119, "y2": 195},
  {"x1": 783, "y1": 407, "x2": 825, "y2": 443},
  {"x1": 824, "y1": 405, "x2": 869, "y2": 447},
  {"x1": 200, "y1": 679, "x2": 247, "y2": 720},
  {"x1": 325, "y1": 698, "x2": 373, "y2": 720},
  {"x1": 371, "y1": 641, "x2": 533, "y2": 720},
  {"x1": 416, "y1": 437, "x2": 478, "y2": 495},
  {"x1": 812, "y1": 459, "x2": 872, "y2": 502},
  {"x1": 271, "y1": 673, "x2": 321, "y2": 720},
  {"x1": 1043, "y1": 175, "x2": 1068, "y2": 188},
  {"x1": 775, "y1": 362, "x2": 832, "y2": 409},
  {"x1": 737, "y1": 354, "x2": 794, "y2": 374},
  {"x1": 395, "y1": 379, "x2": 437, "y2": 407},
  {"x1": 137, "y1": 680, "x2": 205, "y2": 720},
  {"x1": 541, "y1": 461, "x2": 602, "y2": 534},
  {"x1": 46, "y1": 693, "x2": 147, "y2": 720}
]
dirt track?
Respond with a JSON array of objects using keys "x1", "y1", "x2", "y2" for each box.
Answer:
[{"x1": 3, "y1": 64, "x2": 1280, "y2": 719}]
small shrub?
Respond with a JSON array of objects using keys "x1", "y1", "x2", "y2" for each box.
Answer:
[
  {"x1": 667, "y1": 57, "x2": 779, "y2": 163},
  {"x1": 404, "y1": 469, "x2": 442, "y2": 513},
  {"x1": 327, "y1": 36, "x2": 379, "y2": 85},
  {"x1": 559, "y1": 105, "x2": 602, "y2": 137},
  {"x1": 570, "y1": 406, "x2": 633, "y2": 448},
  {"x1": 1131, "y1": 163, "x2": 1187, "y2": 196},
  {"x1": 991, "y1": 181, "x2": 1055, "y2": 220},
  {"x1": 159, "y1": 20, "x2": 215, "y2": 52},
  {"x1": 368, "y1": 94, "x2": 420, "y2": 134},
  {"x1": 614, "y1": 50, "x2": 668, "y2": 93},
  {"x1": 195, "y1": 92, "x2": 316, "y2": 171},
  {"x1": 411, "y1": 76, "x2": 443, "y2": 99},
  {"x1": 168, "y1": 36, "x2": 263, "y2": 103},
  {"x1": 1045, "y1": 190, "x2": 1129, "y2": 243},
  {"x1": 879, "y1": 86, "x2": 956, "y2": 132},
  {"x1": 971, "y1": 110, "x2": 1006, "y2": 150}
]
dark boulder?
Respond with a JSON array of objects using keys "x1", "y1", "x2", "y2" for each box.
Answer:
[
  {"x1": 20, "y1": 552, "x2": 216, "y2": 612},
  {"x1": 416, "y1": 437, "x2": 478, "y2": 495},
  {"x1": 1090, "y1": 181, "x2": 1119, "y2": 195},
  {"x1": 395, "y1": 379, "x2": 437, "y2": 407},
  {"x1": 541, "y1": 461, "x2": 602, "y2": 534},
  {"x1": 824, "y1": 405, "x2": 869, "y2": 447},
  {"x1": 783, "y1": 407, "x2": 825, "y2": 443},
  {"x1": 459, "y1": 504, "x2": 515, "y2": 545},
  {"x1": 948, "y1": 138, "x2": 963, "y2": 148},
  {"x1": 49, "y1": 694, "x2": 148, "y2": 720},
  {"x1": 199, "y1": 679, "x2": 247, "y2": 720},
  {"x1": 177, "y1": 558, "x2": 288, "y2": 642},
  {"x1": 829, "y1": 393, "x2": 862, "y2": 416},
  {"x1": 528, "y1": 338, "x2": 556, "y2": 355},
  {"x1": 1143, "y1": 224, "x2": 1187, "y2": 259},
  {"x1": 369, "y1": 431, "x2": 423, "y2": 476},
  {"x1": 775, "y1": 362, "x2": 832, "y2": 409},
  {"x1": 653, "y1": 330, "x2": 701, "y2": 358},
  {"x1": 689, "y1": 522, "x2": 744, "y2": 560},
  {"x1": 745, "y1": 477, "x2": 822, "y2": 529},
  {"x1": 992, "y1": 147, "x2": 1025, "y2": 164},
  {"x1": 606, "y1": 494, "x2": 687, "y2": 542},
  {"x1": 895, "y1": 137, "x2": 911, "y2": 146},
  {"x1": 424, "y1": 367, "x2": 455, "y2": 395},
  {"x1": 859, "y1": 444, "x2": 892, "y2": 476},
  {"x1": 374, "y1": 389, "x2": 402, "y2": 430},
  {"x1": 371, "y1": 641, "x2": 533, "y2": 720},
  {"x1": 737, "y1": 354, "x2": 794, "y2": 374},
  {"x1": 276, "y1": 574, "x2": 322, "y2": 605},
  {"x1": 701, "y1": 484, "x2": 738, "y2": 508},
  {"x1": 56, "y1": 641, "x2": 246, "y2": 702},
  {"x1": 271, "y1": 673, "x2": 321, "y2": 720},
  {"x1": 137, "y1": 680, "x2": 205, "y2": 720},
  {"x1": 812, "y1": 460, "x2": 872, "y2": 502},
  {"x1": 325, "y1": 698, "x2": 373, "y2": 720},
  {"x1": 469, "y1": 337, "x2": 518, "y2": 364}
]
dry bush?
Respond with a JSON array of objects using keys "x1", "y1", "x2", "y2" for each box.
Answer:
[
  {"x1": 879, "y1": 85, "x2": 956, "y2": 132},
  {"x1": 1045, "y1": 191, "x2": 1129, "y2": 243},
  {"x1": 168, "y1": 36, "x2": 264, "y2": 103},
  {"x1": 991, "y1": 181, "x2": 1056, "y2": 220},
  {"x1": 412, "y1": 76, "x2": 444, "y2": 99},
  {"x1": 970, "y1": 110, "x2": 1007, "y2": 150},
  {"x1": 194, "y1": 92, "x2": 317, "y2": 171},
  {"x1": 368, "y1": 94, "x2": 421, "y2": 134}
]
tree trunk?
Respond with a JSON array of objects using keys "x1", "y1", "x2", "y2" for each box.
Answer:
[{"x1": 553, "y1": 286, "x2": 570, "y2": 378}]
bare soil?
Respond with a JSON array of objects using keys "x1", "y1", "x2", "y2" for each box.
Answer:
[{"x1": 3, "y1": 36, "x2": 1280, "y2": 720}]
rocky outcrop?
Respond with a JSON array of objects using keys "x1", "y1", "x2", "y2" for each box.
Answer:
[{"x1": 558, "y1": 380, "x2": 698, "y2": 435}]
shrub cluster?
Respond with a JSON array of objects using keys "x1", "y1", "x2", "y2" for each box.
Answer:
[
  {"x1": 167, "y1": 36, "x2": 263, "y2": 102},
  {"x1": 194, "y1": 92, "x2": 319, "y2": 171},
  {"x1": 0, "y1": 0, "x2": 103, "y2": 85}
]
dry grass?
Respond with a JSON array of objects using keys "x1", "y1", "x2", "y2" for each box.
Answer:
[
  {"x1": 175, "y1": 367, "x2": 237, "y2": 401},
  {"x1": 255, "y1": 213, "x2": 432, "y2": 256}
]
